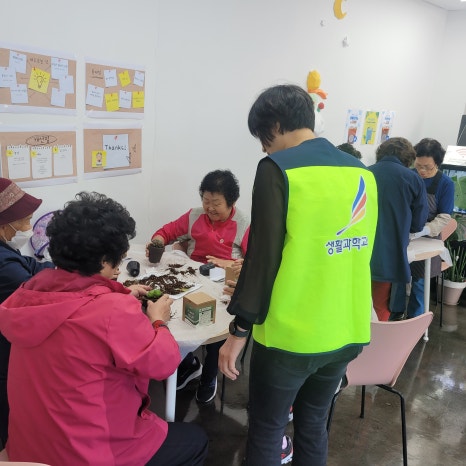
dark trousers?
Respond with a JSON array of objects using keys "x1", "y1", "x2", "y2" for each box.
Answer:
[
  {"x1": 245, "y1": 341, "x2": 362, "y2": 466},
  {"x1": 146, "y1": 422, "x2": 208, "y2": 465},
  {"x1": 180, "y1": 340, "x2": 224, "y2": 385}
]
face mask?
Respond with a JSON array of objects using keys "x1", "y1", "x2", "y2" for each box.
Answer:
[{"x1": 7, "y1": 225, "x2": 34, "y2": 250}]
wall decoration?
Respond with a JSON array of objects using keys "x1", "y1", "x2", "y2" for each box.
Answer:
[
  {"x1": 0, "y1": 127, "x2": 77, "y2": 186},
  {"x1": 83, "y1": 123, "x2": 142, "y2": 178},
  {"x1": 307, "y1": 70, "x2": 327, "y2": 136},
  {"x1": 0, "y1": 43, "x2": 76, "y2": 114},
  {"x1": 333, "y1": 0, "x2": 347, "y2": 20},
  {"x1": 361, "y1": 111, "x2": 380, "y2": 145},
  {"x1": 85, "y1": 59, "x2": 145, "y2": 118}
]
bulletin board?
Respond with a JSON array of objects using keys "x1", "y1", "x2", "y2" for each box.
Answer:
[
  {"x1": 0, "y1": 43, "x2": 77, "y2": 114},
  {"x1": 83, "y1": 125, "x2": 142, "y2": 179},
  {"x1": 0, "y1": 128, "x2": 77, "y2": 185},
  {"x1": 85, "y1": 59, "x2": 145, "y2": 117}
]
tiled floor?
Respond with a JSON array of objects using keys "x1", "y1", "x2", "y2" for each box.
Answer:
[{"x1": 149, "y1": 301, "x2": 466, "y2": 465}]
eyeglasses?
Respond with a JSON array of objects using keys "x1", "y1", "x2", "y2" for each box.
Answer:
[{"x1": 414, "y1": 162, "x2": 437, "y2": 173}]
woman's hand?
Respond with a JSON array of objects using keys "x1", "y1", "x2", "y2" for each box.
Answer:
[
  {"x1": 223, "y1": 279, "x2": 237, "y2": 296},
  {"x1": 146, "y1": 235, "x2": 165, "y2": 257},
  {"x1": 128, "y1": 284, "x2": 151, "y2": 298},
  {"x1": 146, "y1": 295, "x2": 173, "y2": 323},
  {"x1": 206, "y1": 256, "x2": 244, "y2": 270}
]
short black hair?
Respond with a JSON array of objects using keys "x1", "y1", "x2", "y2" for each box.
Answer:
[
  {"x1": 337, "y1": 143, "x2": 362, "y2": 159},
  {"x1": 199, "y1": 170, "x2": 240, "y2": 207},
  {"x1": 376, "y1": 137, "x2": 416, "y2": 167},
  {"x1": 47, "y1": 192, "x2": 136, "y2": 276},
  {"x1": 248, "y1": 84, "x2": 315, "y2": 146},
  {"x1": 414, "y1": 138, "x2": 446, "y2": 166}
]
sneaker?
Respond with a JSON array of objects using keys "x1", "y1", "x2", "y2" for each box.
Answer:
[
  {"x1": 281, "y1": 435, "x2": 293, "y2": 465},
  {"x1": 388, "y1": 312, "x2": 405, "y2": 321},
  {"x1": 176, "y1": 356, "x2": 203, "y2": 390},
  {"x1": 196, "y1": 377, "x2": 217, "y2": 404},
  {"x1": 288, "y1": 406, "x2": 293, "y2": 423}
]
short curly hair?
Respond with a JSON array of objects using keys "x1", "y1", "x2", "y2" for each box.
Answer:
[
  {"x1": 414, "y1": 138, "x2": 446, "y2": 166},
  {"x1": 337, "y1": 143, "x2": 362, "y2": 159},
  {"x1": 46, "y1": 192, "x2": 136, "y2": 276},
  {"x1": 199, "y1": 170, "x2": 240, "y2": 207},
  {"x1": 376, "y1": 137, "x2": 416, "y2": 167}
]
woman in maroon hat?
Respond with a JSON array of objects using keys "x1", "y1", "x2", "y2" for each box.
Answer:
[{"x1": 0, "y1": 177, "x2": 54, "y2": 448}]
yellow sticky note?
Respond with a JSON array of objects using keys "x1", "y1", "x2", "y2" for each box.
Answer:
[
  {"x1": 31, "y1": 150, "x2": 37, "y2": 158},
  {"x1": 6, "y1": 149, "x2": 13, "y2": 157},
  {"x1": 105, "y1": 93, "x2": 120, "y2": 112},
  {"x1": 52, "y1": 146, "x2": 59, "y2": 154},
  {"x1": 119, "y1": 70, "x2": 131, "y2": 87},
  {"x1": 132, "y1": 91, "x2": 144, "y2": 109},
  {"x1": 92, "y1": 150, "x2": 107, "y2": 168},
  {"x1": 28, "y1": 68, "x2": 51, "y2": 94}
]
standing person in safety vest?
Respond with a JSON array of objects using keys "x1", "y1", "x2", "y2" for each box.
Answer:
[{"x1": 219, "y1": 84, "x2": 378, "y2": 466}]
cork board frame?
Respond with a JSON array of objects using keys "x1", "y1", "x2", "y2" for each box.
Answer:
[
  {"x1": 0, "y1": 43, "x2": 77, "y2": 114},
  {"x1": 0, "y1": 128, "x2": 77, "y2": 185},
  {"x1": 83, "y1": 125, "x2": 142, "y2": 179}
]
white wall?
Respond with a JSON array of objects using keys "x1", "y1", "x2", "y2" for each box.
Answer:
[{"x1": 1, "y1": 0, "x2": 464, "y2": 244}]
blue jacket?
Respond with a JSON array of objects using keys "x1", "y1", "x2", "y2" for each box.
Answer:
[
  {"x1": 369, "y1": 156, "x2": 428, "y2": 283},
  {"x1": 0, "y1": 242, "x2": 54, "y2": 304}
]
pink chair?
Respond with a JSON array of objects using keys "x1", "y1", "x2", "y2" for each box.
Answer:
[
  {"x1": 327, "y1": 312, "x2": 434, "y2": 466},
  {"x1": 437, "y1": 218, "x2": 458, "y2": 326}
]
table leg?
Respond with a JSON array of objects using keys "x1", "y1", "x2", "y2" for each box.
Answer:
[
  {"x1": 423, "y1": 258, "x2": 431, "y2": 341},
  {"x1": 165, "y1": 369, "x2": 177, "y2": 422}
]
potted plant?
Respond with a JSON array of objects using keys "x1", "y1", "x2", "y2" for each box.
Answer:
[
  {"x1": 148, "y1": 238, "x2": 165, "y2": 264},
  {"x1": 441, "y1": 240, "x2": 466, "y2": 305}
]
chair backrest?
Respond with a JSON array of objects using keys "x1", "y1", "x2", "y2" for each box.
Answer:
[
  {"x1": 345, "y1": 312, "x2": 433, "y2": 388},
  {"x1": 0, "y1": 449, "x2": 50, "y2": 465},
  {"x1": 440, "y1": 218, "x2": 457, "y2": 241}
]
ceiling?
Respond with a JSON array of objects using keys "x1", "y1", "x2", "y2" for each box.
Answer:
[{"x1": 422, "y1": 0, "x2": 466, "y2": 10}]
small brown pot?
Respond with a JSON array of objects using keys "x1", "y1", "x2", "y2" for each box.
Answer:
[{"x1": 148, "y1": 244, "x2": 165, "y2": 264}]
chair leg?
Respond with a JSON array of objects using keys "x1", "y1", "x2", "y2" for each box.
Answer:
[
  {"x1": 240, "y1": 331, "x2": 252, "y2": 364},
  {"x1": 378, "y1": 384, "x2": 408, "y2": 466},
  {"x1": 359, "y1": 385, "x2": 366, "y2": 418},
  {"x1": 440, "y1": 272, "x2": 444, "y2": 327},
  {"x1": 221, "y1": 374, "x2": 226, "y2": 402}
]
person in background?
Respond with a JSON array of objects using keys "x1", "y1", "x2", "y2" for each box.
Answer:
[
  {"x1": 368, "y1": 138, "x2": 429, "y2": 321},
  {"x1": 0, "y1": 178, "x2": 55, "y2": 448},
  {"x1": 336, "y1": 142, "x2": 362, "y2": 160},
  {"x1": 148, "y1": 169, "x2": 249, "y2": 404},
  {"x1": 219, "y1": 84, "x2": 378, "y2": 466},
  {"x1": 390, "y1": 138, "x2": 454, "y2": 320},
  {"x1": 0, "y1": 191, "x2": 208, "y2": 465}
]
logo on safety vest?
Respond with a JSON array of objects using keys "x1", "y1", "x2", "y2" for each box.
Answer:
[{"x1": 336, "y1": 175, "x2": 366, "y2": 236}]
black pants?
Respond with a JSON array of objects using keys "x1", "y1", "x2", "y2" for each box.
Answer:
[
  {"x1": 146, "y1": 422, "x2": 208, "y2": 465},
  {"x1": 180, "y1": 340, "x2": 224, "y2": 384}
]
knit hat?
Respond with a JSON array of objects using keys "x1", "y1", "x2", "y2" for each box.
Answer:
[{"x1": 0, "y1": 178, "x2": 42, "y2": 225}]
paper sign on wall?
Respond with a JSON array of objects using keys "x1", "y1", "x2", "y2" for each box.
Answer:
[{"x1": 102, "y1": 134, "x2": 129, "y2": 168}]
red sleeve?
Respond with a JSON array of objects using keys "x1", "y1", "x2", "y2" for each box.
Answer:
[
  {"x1": 241, "y1": 226, "x2": 250, "y2": 256},
  {"x1": 152, "y1": 210, "x2": 191, "y2": 244},
  {"x1": 108, "y1": 297, "x2": 181, "y2": 381}
]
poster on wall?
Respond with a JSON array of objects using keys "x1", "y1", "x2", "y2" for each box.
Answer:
[
  {"x1": 85, "y1": 58, "x2": 145, "y2": 119},
  {"x1": 0, "y1": 126, "x2": 77, "y2": 186},
  {"x1": 83, "y1": 122, "x2": 142, "y2": 179},
  {"x1": 344, "y1": 109, "x2": 363, "y2": 144},
  {"x1": 361, "y1": 111, "x2": 380, "y2": 145},
  {"x1": 377, "y1": 110, "x2": 395, "y2": 143},
  {"x1": 0, "y1": 43, "x2": 77, "y2": 114}
]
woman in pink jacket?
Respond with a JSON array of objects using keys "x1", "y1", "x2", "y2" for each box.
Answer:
[
  {"x1": 0, "y1": 192, "x2": 208, "y2": 466},
  {"x1": 149, "y1": 170, "x2": 250, "y2": 404}
]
